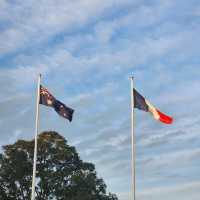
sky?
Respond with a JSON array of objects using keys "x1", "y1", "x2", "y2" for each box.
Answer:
[{"x1": 0, "y1": 0, "x2": 200, "y2": 199}]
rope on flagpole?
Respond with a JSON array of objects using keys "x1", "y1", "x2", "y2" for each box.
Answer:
[{"x1": 31, "y1": 74, "x2": 41, "y2": 200}]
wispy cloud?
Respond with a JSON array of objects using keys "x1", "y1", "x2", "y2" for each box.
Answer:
[
  {"x1": 0, "y1": 1, "x2": 200, "y2": 199},
  {"x1": 138, "y1": 181, "x2": 200, "y2": 200}
]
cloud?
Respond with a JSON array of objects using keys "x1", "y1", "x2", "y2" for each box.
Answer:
[
  {"x1": 138, "y1": 148, "x2": 200, "y2": 171},
  {"x1": 138, "y1": 181, "x2": 200, "y2": 200},
  {"x1": 1, "y1": 1, "x2": 200, "y2": 200},
  {"x1": 0, "y1": 0, "x2": 135, "y2": 55}
]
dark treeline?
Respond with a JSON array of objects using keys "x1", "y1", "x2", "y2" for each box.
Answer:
[{"x1": 0, "y1": 131, "x2": 118, "y2": 200}]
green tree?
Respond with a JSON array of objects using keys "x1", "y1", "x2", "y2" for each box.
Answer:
[{"x1": 0, "y1": 131, "x2": 118, "y2": 200}]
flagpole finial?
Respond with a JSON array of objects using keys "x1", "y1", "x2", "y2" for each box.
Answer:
[{"x1": 129, "y1": 76, "x2": 134, "y2": 80}]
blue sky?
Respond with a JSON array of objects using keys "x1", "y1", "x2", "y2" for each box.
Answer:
[{"x1": 0, "y1": 0, "x2": 200, "y2": 199}]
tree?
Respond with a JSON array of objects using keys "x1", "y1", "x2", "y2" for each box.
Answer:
[{"x1": 0, "y1": 131, "x2": 118, "y2": 200}]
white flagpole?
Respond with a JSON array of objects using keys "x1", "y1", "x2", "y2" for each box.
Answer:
[
  {"x1": 130, "y1": 76, "x2": 136, "y2": 200},
  {"x1": 31, "y1": 74, "x2": 41, "y2": 200}
]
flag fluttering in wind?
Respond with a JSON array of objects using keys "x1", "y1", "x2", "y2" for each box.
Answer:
[
  {"x1": 40, "y1": 85, "x2": 74, "y2": 122},
  {"x1": 133, "y1": 88, "x2": 173, "y2": 124}
]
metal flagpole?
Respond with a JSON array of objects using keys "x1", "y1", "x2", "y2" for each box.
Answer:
[
  {"x1": 130, "y1": 76, "x2": 136, "y2": 200},
  {"x1": 31, "y1": 74, "x2": 41, "y2": 200}
]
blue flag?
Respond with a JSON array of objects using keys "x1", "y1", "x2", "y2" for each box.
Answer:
[{"x1": 40, "y1": 85, "x2": 74, "y2": 122}]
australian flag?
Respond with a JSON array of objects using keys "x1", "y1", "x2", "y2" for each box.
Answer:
[{"x1": 40, "y1": 85, "x2": 74, "y2": 122}]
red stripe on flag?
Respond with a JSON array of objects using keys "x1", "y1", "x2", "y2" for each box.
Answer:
[{"x1": 156, "y1": 110, "x2": 173, "y2": 124}]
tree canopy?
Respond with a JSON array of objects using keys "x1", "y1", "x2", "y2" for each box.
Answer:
[{"x1": 0, "y1": 131, "x2": 118, "y2": 200}]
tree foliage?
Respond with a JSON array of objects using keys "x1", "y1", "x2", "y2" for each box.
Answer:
[{"x1": 0, "y1": 131, "x2": 118, "y2": 200}]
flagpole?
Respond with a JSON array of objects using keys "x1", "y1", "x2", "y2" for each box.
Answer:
[
  {"x1": 31, "y1": 74, "x2": 41, "y2": 200},
  {"x1": 130, "y1": 76, "x2": 136, "y2": 200}
]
